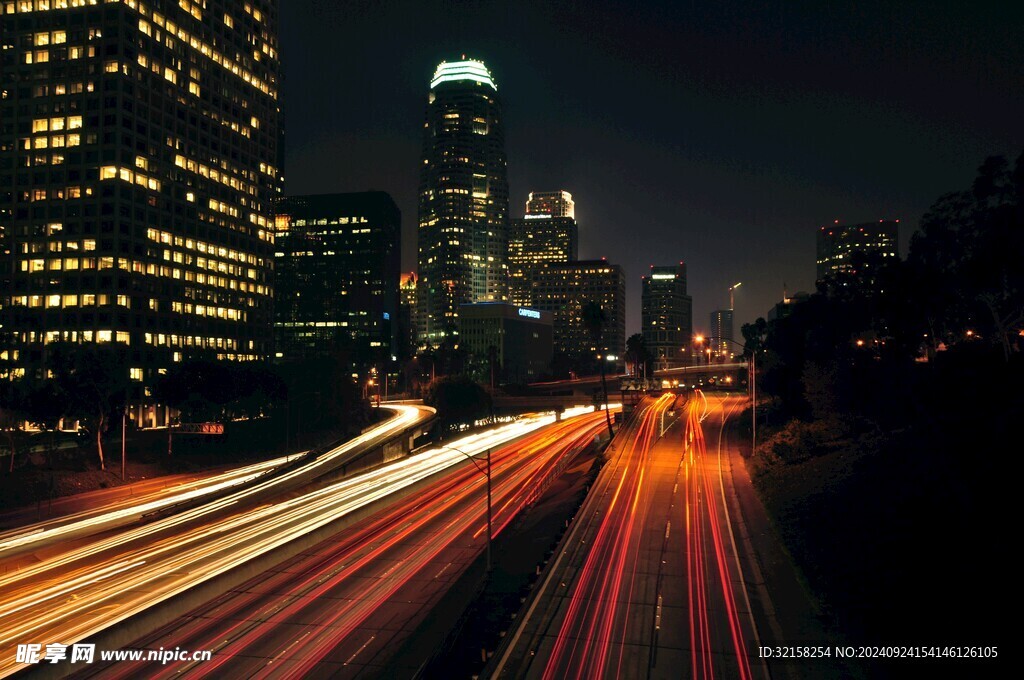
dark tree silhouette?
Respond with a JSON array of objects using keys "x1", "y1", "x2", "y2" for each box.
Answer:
[
  {"x1": 624, "y1": 333, "x2": 651, "y2": 378},
  {"x1": 908, "y1": 151, "x2": 1024, "y2": 360},
  {"x1": 50, "y1": 345, "x2": 129, "y2": 470},
  {"x1": 423, "y1": 375, "x2": 493, "y2": 432}
]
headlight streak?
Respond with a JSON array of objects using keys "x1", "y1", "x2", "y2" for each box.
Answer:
[
  {"x1": 0, "y1": 456, "x2": 292, "y2": 554},
  {"x1": 151, "y1": 412, "x2": 613, "y2": 680},
  {"x1": 685, "y1": 391, "x2": 754, "y2": 680},
  {"x1": 542, "y1": 393, "x2": 675, "y2": 679},
  {"x1": 0, "y1": 408, "x2": 587, "y2": 679}
]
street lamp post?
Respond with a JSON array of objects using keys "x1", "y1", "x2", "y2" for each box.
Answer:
[
  {"x1": 121, "y1": 407, "x2": 127, "y2": 481},
  {"x1": 443, "y1": 445, "x2": 492, "y2": 572}
]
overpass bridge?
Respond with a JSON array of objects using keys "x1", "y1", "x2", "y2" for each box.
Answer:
[{"x1": 525, "y1": 362, "x2": 748, "y2": 397}]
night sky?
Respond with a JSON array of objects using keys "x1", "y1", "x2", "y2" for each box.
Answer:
[{"x1": 279, "y1": 0, "x2": 1022, "y2": 336}]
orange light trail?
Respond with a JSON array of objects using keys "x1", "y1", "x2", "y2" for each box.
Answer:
[{"x1": 82, "y1": 411, "x2": 614, "y2": 679}]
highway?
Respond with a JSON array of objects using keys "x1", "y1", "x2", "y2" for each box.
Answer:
[
  {"x1": 0, "y1": 403, "x2": 447, "y2": 678},
  {"x1": 0, "y1": 456, "x2": 293, "y2": 561},
  {"x1": 492, "y1": 391, "x2": 764, "y2": 679},
  {"x1": 67, "y1": 409, "x2": 614, "y2": 678},
  {"x1": 0, "y1": 404, "x2": 433, "y2": 566}
]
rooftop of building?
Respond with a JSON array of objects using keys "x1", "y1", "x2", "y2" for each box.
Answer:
[{"x1": 430, "y1": 59, "x2": 497, "y2": 90}]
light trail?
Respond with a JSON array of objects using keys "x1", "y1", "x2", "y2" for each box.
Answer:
[
  {"x1": 0, "y1": 405, "x2": 430, "y2": 591},
  {"x1": 0, "y1": 455, "x2": 292, "y2": 555},
  {"x1": 0, "y1": 404, "x2": 430, "y2": 564},
  {"x1": 542, "y1": 393, "x2": 675, "y2": 678},
  {"x1": 684, "y1": 391, "x2": 754, "y2": 680},
  {"x1": 0, "y1": 404, "x2": 497, "y2": 678},
  {"x1": 70, "y1": 410, "x2": 614, "y2": 679},
  {"x1": 492, "y1": 390, "x2": 759, "y2": 680}
]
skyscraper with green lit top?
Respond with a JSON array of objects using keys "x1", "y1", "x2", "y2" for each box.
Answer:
[{"x1": 417, "y1": 58, "x2": 509, "y2": 345}]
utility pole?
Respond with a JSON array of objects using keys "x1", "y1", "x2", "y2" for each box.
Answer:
[
  {"x1": 486, "y1": 448, "x2": 492, "y2": 573},
  {"x1": 121, "y1": 408, "x2": 127, "y2": 480},
  {"x1": 751, "y1": 351, "x2": 757, "y2": 453}
]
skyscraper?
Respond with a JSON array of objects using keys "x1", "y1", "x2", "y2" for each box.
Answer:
[
  {"x1": 816, "y1": 220, "x2": 899, "y2": 281},
  {"x1": 273, "y1": 192, "x2": 400, "y2": 363},
  {"x1": 525, "y1": 190, "x2": 575, "y2": 219},
  {"x1": 417, "y1": 58, "x2": 509, "y2": 345},
  {"x1": 641, "y1": 264, "x2": 693, "y2": 369},
  {"x1": 0, "y1": 2, "x2": 281, "y2": 425},
  {"x1": 398, "y1": 272, "x2": 419, "y2": 360},
  {"x1": 529, "y1": 260, "x2": 626, "y2": 360},
  {"x1": 709, "y1": 309, "x2": 734, "y2": 360},
  {"x1": 508, "y1": 191, "x2": 578, "y2": 306}
]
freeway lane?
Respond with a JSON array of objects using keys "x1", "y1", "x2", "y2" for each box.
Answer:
[
  {"x1": 0, "y1": 404, "x2": 456, "y2": 679},
  {"x1": 493, "y1": 391, "x2": 765, "y2": 679},
  {"x1": 0, "y1": 404, "x2": 432, "y2": 567},
  {"x1": 69, "y1": 410, "x2": 614, "y2": 678},
  {"x1": 0, "y1": 456, "x2": 293, "y2": 564}
]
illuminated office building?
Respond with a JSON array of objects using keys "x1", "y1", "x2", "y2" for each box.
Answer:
[
  {"x1": 525, "y1": 190, "x2": 574, "y2": 219},
  {"x1": 0, "y1": 2, "x2": 282, "y2": 425},
  {"x1": 397, "y1": 271, "x2": 419, "y2": 359},
  {"x1": 641, "y1": 264, "x2": 692, "y2": 369},
  {"x1": 273, "y1": 193, "x2": 400, "y2": 363},
  {"x1": 816, "y1": 220, "x2": 898, "y2": 281},
  {"x1": 458, "y1": 302, "x2": 553, "y2": 384},
  {"x1": 417, "y1": 58, "x2": 509, "y2": 345},
  {"x1": 528, "y1": 259, "x2": 625, "y2": 359},
  {"x1": 509, "y1": 190, "x2": 578, "y2": 306},
  {"x1": 709, "y1": 309, "x2": 734, "y2": 360}
]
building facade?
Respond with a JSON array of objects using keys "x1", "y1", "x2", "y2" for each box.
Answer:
[
  {"x1": 528, "y1": 260, "x2": 625, "y2": 360},
  {"x1": 508, "y1": 215, "x2": 577, "y2": 306},
  {"x1": 767, "y1": 291, "x2": 810, "y2": 322},
  {"x1": 816, "y1": 220, "x2": 899, "y2": 281},
  {"x1": 709, "y1": 308, "x2": 734, "y2": 360},
  {"x1": 0, "y1": 1, "x2": 282, "y2": 425},
  {"x1": 273, "y1": 192, "x2": 399, "y2": 364},
  {"x1": 397, "y1": 271, "x2": 418, "y2": 360},
  {"x1": 417, "y1": 58, "x2": 509, "y2": 345},
  {"x1": 458, "y1": 302, "x2": 553, "y2": 385},
  {"x1": 525, "y1": 190, "x2": 574, "y2": 219},
  {"x1": 641, "y1": 264, "x2": 692, "y2": 369}
]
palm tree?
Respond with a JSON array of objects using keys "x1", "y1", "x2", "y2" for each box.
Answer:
[
  {"x1": 582, "y1": 301, "x2": 615, "y2": 438},
  {"x1": 625, "y1": 333, "x2": 650, "y2": 378}
]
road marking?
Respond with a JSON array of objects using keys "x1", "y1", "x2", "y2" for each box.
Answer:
[{"x1": 343, "y1": 634, "x2": 375, "y2": 666}]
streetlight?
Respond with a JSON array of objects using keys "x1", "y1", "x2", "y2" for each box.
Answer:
[
  {"x1": 729, "y1": 281, "x2": 742, "y2": 311},
  {"x1": 693, "y1": 334, "x2": 705, "y2": 365},
  {"x1": 442, "y1": 444, "x2": 493, "y2": 572}
]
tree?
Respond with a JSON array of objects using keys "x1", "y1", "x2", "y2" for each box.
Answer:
[
  {"x1": 51, "y1": 345, "x2": 129, "y2": 471},
  {"x1": 0, "y1": 379, "x2": 28, "y2": 472},
  {"x1": 741, "y1": 317, "x2": 769, "y2": 356},
  {"x1": 583, "y1": 301, "x2": 615, "y2": 438},
  {"x1": 908, "y1": 151, "x2": 1024, "y2": 361},
  {"x1": 423, "y1": 375, "x2": 493, "y2": 432},
  {"x1": 624, "y1": 333, "x2": 651, "y2": 378}
]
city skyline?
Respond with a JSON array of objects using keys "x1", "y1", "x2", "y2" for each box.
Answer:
[
  {"x1": 0, "y1": 3, "x2": 1015, "y2": 678},
  {"x1": 278, "y1": 0, "x2": 1022, "y2": 335}
]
